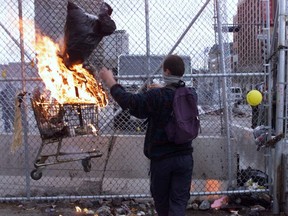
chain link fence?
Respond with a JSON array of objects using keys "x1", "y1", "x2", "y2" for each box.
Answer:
[{"x1": 0, "y1": 0, "x2": 272, "y2": 201}]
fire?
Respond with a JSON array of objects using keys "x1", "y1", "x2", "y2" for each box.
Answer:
[
  {"x1": 35, "y1": 34, "x2": 108, "y2": 106},
  {"x1": 205, "y1": 179, "x2": 221, "y2": 200},
  {"x1": 75, "y1": 206, "x2": 96, "y2": 215},
  {"x1": 75, "y1": 206, "x2": 82, "y2": 212},
  {"x1": 205, "y1": 179, "x2": 221, "y2": 192}
]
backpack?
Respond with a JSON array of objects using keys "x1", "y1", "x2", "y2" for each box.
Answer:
[{"x1": 165, "y1": 83, "x2": 200, "y2": 144}]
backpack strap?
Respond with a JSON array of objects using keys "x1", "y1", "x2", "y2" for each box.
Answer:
[{"x1": 165, "y1": 80, "x2": 186, "y2": 119}]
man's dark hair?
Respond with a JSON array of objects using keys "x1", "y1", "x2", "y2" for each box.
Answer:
[{"x1": 163, "y1": 55, "x2": 185, "y2": 77}]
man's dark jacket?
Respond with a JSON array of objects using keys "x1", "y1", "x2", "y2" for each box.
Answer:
[{"x1": 110, "y1": 84, "x2": 193, "y2": 160}]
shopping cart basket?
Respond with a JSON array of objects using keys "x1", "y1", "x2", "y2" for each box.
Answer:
[{"x1": 30, "y1": 98, "x2": 102, "y2": 180}]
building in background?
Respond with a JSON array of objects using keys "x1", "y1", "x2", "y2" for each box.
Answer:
[
  {"x1": 101, "y1": 30, "x2": 129, "y2": 71},
  {"x1": 208, "y1": 43, "x2": 234, "y2": 73},
  {"x1": 233, "y1": 0, "x2": 276, "y2": 73}
]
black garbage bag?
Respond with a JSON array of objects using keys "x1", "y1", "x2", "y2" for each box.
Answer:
[
  {"x1": 237, "y1": 166, "x2": 268, "y2": 187},
  {"x1": 61, "y1": 1, "x2": 116, "y2": 69}
]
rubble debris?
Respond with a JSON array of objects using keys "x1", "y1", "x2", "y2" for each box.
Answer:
[
  {"x1": 199, "y1": 199, "x2": 211, "y2": 210},
  {"x1": 211, "y1": 196, "x2": 228, "y2": 209},
  {"x1": 1, "y1": 195, "x2": 274, "y2": 216},
  {"x1": 237, "y1": 166, "x2": 268, "y2": 187}
]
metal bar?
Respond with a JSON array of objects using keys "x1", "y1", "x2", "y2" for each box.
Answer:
[
  {"x1": 17, "y1": 0, "x2": 31, "y2": 199},
  {"x1": 99, "y1": 71, "x2": 268, "y2": 132},
  {"x1": 0, "y1": 22, "x2": 32, "y2": 62},
  {"x1": 0, "y1": 189, "x2": 269, "y2": 202},
  {"x1": 270, "y1": 2, "x2": 279, "y2": 62},
  {"x1": 214, "y1": 0, "x2": 233, "y2": 187},
  {"x1": 138, "y1": 0, "x2": 211, "y2": 92},
  {"x1": 144, "y1": 0, "x2": 151, "y2": 86},
  {"x1": 100, "y1": 135, "x2": 116, "y2": 193},
  {"x1": 263, "y1": 0, "x2": 273, "y2": 207},
  {"x1": 0, "y1": 72, "x2": 267, "y2": 83},
  {"x1": 114, "y1": 72, "x2": 268, "y2": 80},
  {"x1": 273, "y1": 0, "x2": 286, "y2": 213},
  {"x1": 100, "y1": 0, "x2": 212, "y2": 131},
  {"x1": 275, "y1": 0, "x2": 285, "y2": 136},
  {"x1": 75, "y1": 89, "x2": 84, "y2": 127}
]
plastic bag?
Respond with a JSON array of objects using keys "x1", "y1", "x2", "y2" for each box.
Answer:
[{"x1": 61, "y1": 1, "x2": 116, "y2": 69}]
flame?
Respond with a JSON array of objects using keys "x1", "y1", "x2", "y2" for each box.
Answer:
[
  {"x1": 75, "y1": 206, "x2": 82, "y2": 212},
  {"x1": 205, "y1": 179, "x2": 221, "y2": 192},
  {"x1": 75, "y1": 206, "x2": 97, "y2": 215},
  {"x1": 205, "y1": 179, "x2": 221, "y2": 200},
  {"x1": 35, "y1": 34, "x2": 108, "y2": 106}
]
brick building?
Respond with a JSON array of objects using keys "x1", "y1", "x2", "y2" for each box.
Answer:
[{"x1": 233, "y1": 0, "x2": 276, "y2": 73}]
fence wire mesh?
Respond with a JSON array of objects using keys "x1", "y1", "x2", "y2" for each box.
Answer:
[{"x1": 0, "y1": 0, "x2": 273, "y2": 200}]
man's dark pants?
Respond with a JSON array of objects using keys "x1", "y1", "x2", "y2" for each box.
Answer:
[{"x1": 150, "y1": 154, "x2": 193, "y2": 216}]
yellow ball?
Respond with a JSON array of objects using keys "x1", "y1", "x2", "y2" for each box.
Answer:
[{"x1": 246, "y1": 90, "x2": 262, "y2": 106}]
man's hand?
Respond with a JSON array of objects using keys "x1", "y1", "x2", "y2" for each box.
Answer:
[
  {"x1": 99, "y1": 67, "x2": 117, "y2": 88},
  {"x1": 148, "y1": 83, "x2": 163, "y2": 89}
]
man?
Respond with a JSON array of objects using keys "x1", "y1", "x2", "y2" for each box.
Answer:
[{"x1": 99, "y1": 55, "x2": 194, "y2": 216}]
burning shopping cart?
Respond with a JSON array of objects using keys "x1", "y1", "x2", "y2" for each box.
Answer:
[
  {"x1": 30, "y1": 94, "x2": 103, "y2": 180},
  {"x1": 26, "y1": 28, "x2": 109, "y2": 180}
]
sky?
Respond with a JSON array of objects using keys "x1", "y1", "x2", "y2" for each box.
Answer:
[
  {"x1": 109, "y1": 0, "x2": 238, "y2": 66},
  {"x1": 0, "y1": 0, "x2": 35, "y2": 64},
  {"x1": 0, "y1": 0, "x2": 238, "y2": 67}
]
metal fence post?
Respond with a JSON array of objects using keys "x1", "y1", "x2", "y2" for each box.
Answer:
[
  {"x1": 273, "y1": 0, "x2": 286, "y2": 213},
  {"x1": 17, "y1": 0, "x2": 31, "y2": 199}
]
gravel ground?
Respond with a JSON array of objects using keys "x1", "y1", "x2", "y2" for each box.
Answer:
[{"x1": 0, "y1": 202, "x2": 275, "y2": 216}]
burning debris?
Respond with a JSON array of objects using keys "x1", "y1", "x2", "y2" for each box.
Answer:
[
  {"x1": 12, "y1": 37, "x2": 107, "y2": 148},
  {"x1": 23, "y1": 0, "x2": 115, "y2": 181},
  {"x1": 30, "y1": 87, "x2": 102, "y2": 180},
  {"x1": 32, "y1": 1, "x2": 115, "y2": 106},
  {"x1": 35, "y1": 33, "x2": 108, "y2": 105},
  {"x1": 31, "y1": 88, "x2": 100, "y2": 140},
  {"x1": 31, "y1": 88, "x2": 69, "y2": 140}
]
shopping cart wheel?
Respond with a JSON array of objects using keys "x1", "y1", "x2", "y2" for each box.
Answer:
[
  {"x1": 82, "y1": 158, "x2": 91, "y2": 172},
  {"x1": 31, "y1": 169, "x2": 43, "y2": 180}
]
